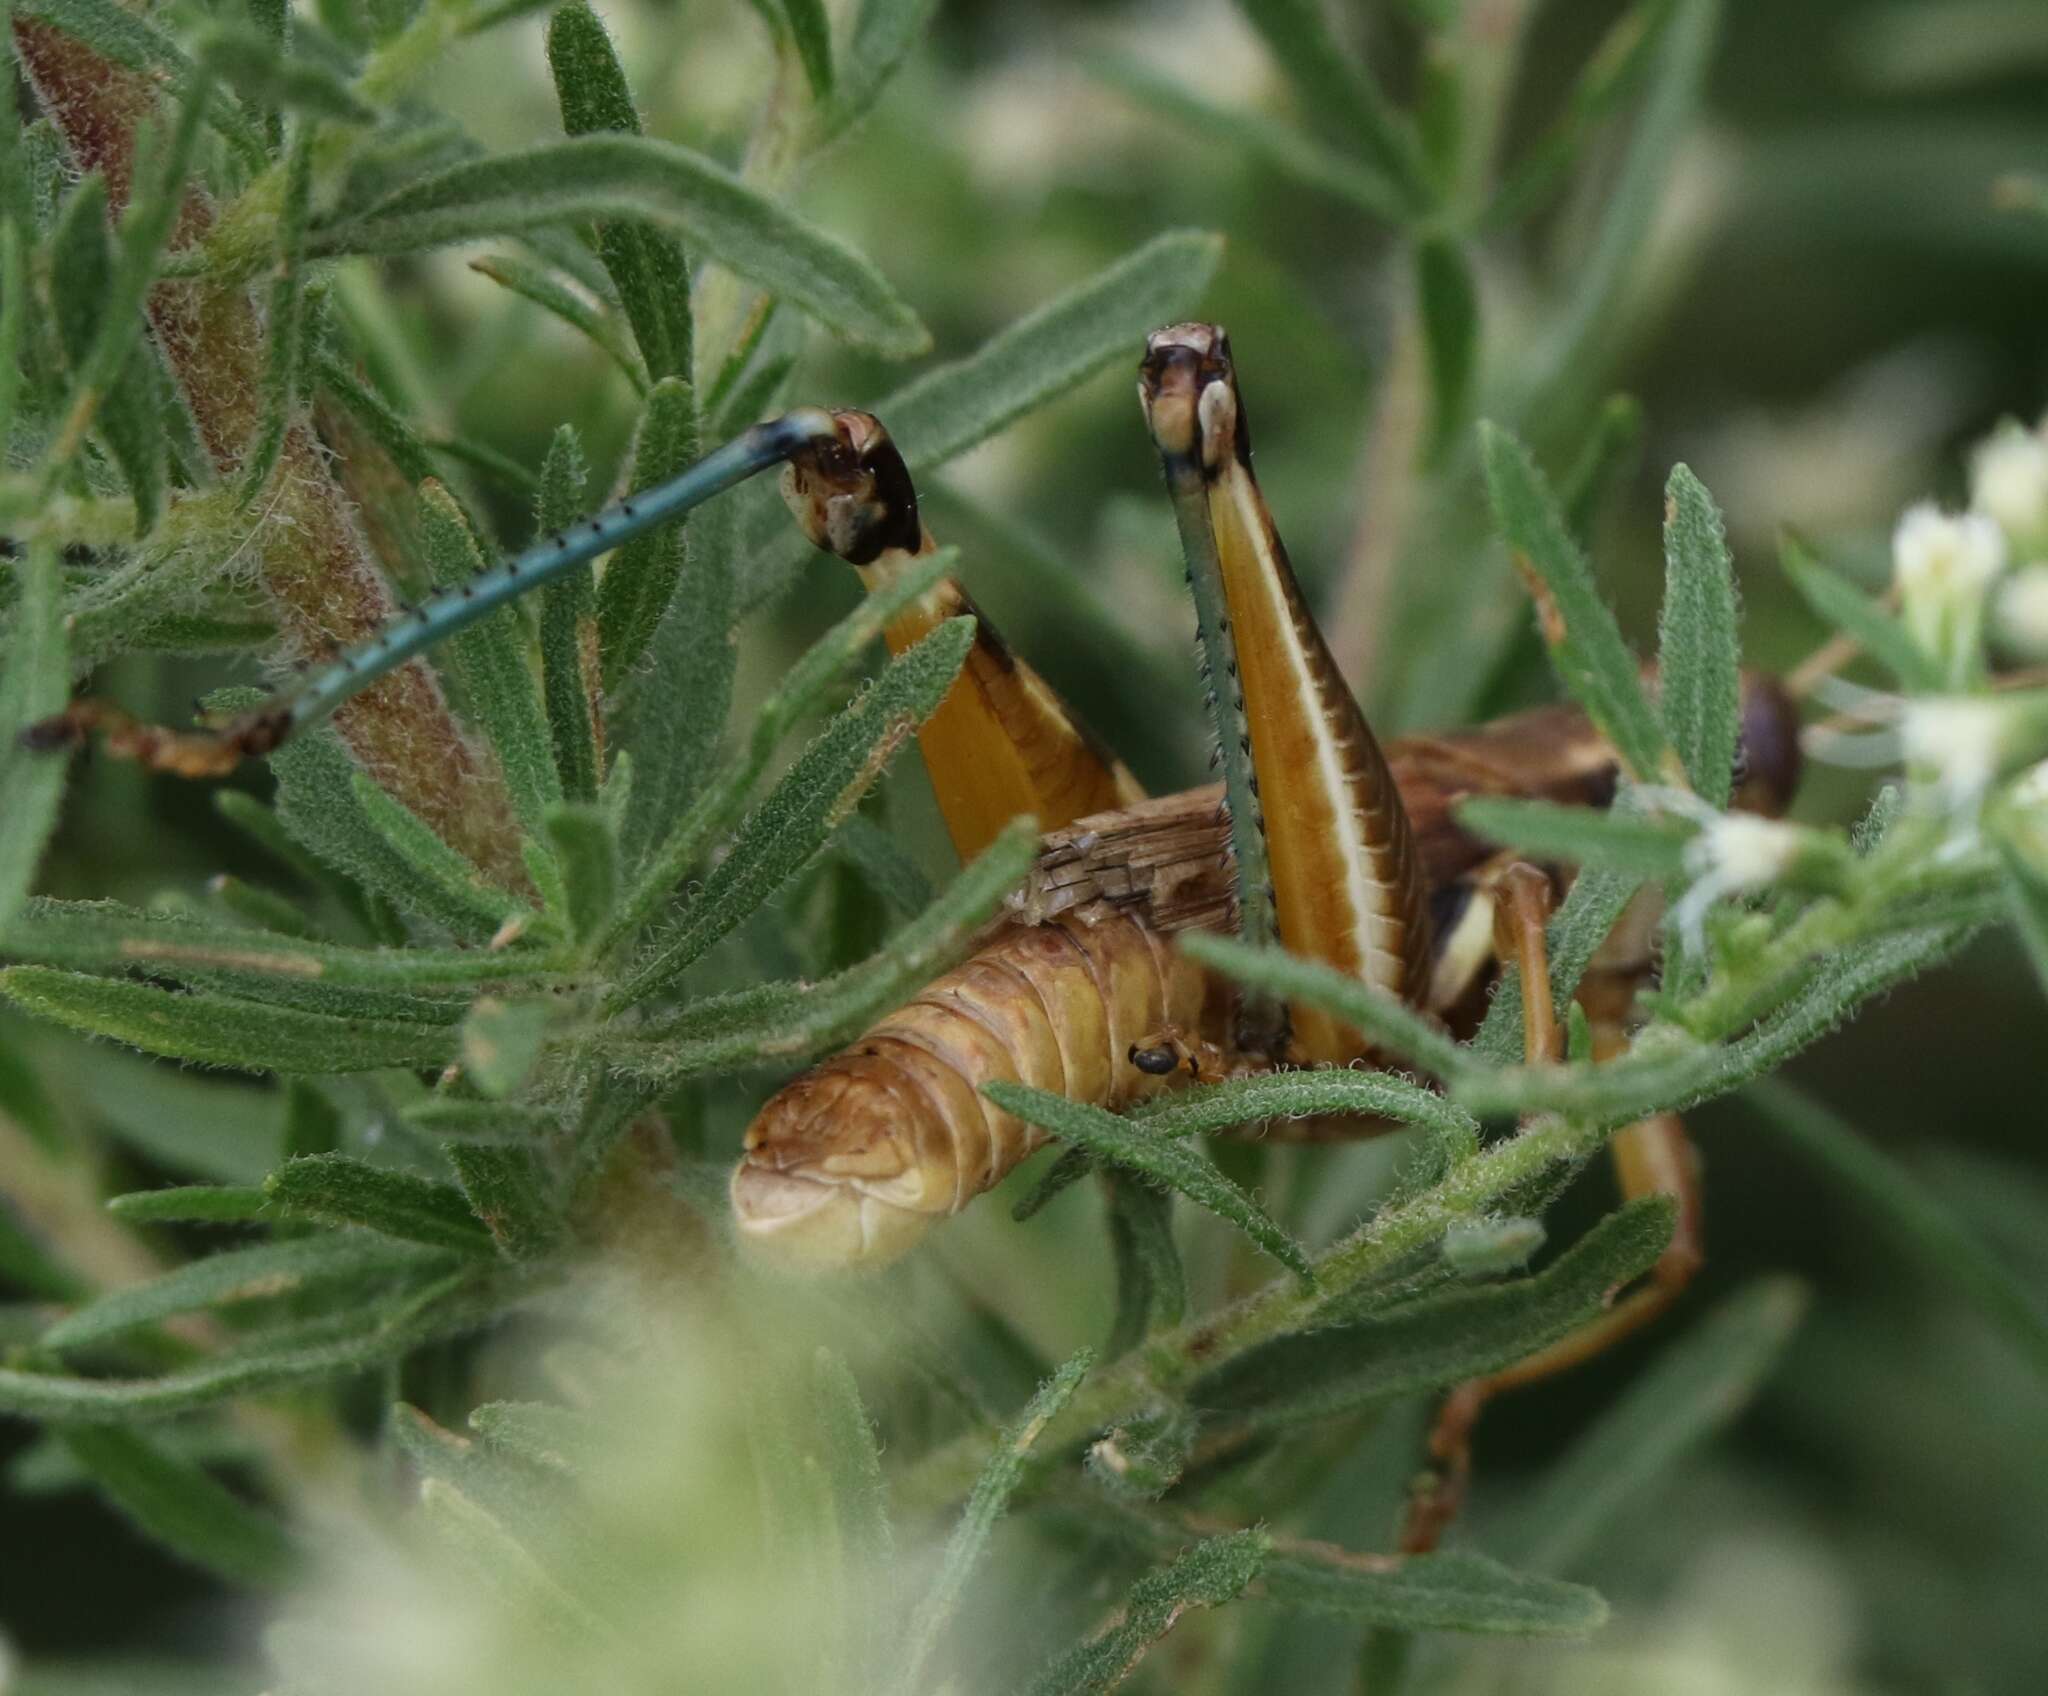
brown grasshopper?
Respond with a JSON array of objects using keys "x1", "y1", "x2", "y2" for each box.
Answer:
[{"x1": 732, "y1": 324, "x2": 1800, "y2": 1539}]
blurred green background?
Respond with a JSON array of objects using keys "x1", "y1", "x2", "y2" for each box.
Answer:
[{"x1": 8, "y1": 0, "x2": 2048, "y2": 1691}]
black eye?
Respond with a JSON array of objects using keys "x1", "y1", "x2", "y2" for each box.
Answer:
[{"x1": 1129, "y1": 1044, "x2": 1178, "y2": 1076}]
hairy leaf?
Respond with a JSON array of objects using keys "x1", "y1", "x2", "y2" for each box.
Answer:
[{"x1": 1658, "y1": 465, "x2": 1743, "y2": 807}]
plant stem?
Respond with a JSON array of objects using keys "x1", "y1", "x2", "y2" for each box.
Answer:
[{"x1": 891, "y1": 1109, "x2": 1606, "y2": 1514}]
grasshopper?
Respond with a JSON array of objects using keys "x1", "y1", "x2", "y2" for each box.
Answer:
[{"x1": 27, "y1": 324, "x2": 1800, "y2": 1544}]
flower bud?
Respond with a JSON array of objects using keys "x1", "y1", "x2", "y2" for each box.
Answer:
[
  {"x1": 1892, "y1": 504, "x2": 2006, "y2": 687},
  {"x1": 1969, "y1": 419, "x2": 2048, "y2": 555},
  {"x1": 1994, "y1": 563, "x2": 2048, "y2": 661}
]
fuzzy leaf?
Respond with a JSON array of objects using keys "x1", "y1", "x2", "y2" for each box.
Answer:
[
  {"x1": 984, "y1": 1081, "x2": 1313, "y2": 1285},
  {"x1": 0, "y1": 967, "x2": 462, "y2": 1074},
  {"x1": 612, "y1": 616, "x2": 974, "y2": 1007},
  {"x1": 1658, "y1": 465, "x2": 1743, "y2": 807},
  {"x1": 416, "y1": 481, "x2": 563, "y2": 839},
  {"x1": 611, "y1": 816, "x2": 1034, "y2": 1080},
  {"x1": 781, "y1": 0, "x2": 835, "y2": 99},
  {"x1": 348, "y1": 770, "x2": 537, "y2": 940},
  {"x1": 1016, "y1": 1068, "x2": 1479, "y2": 1221},
  {"x1": 471, "y1": 253, "x2": 644, "y2": 390},
  {"x1": 1456, "y1": 923, "x2": 1974, "y2": 1122},
  {"x1": 416, "y1": 1477, "x2": 610, "y2": 1644},
  {"x1": 1233, "y1": 0, "x2": 1425, "y2": 206},
  {"x1": 821, "y1": 0, "x2": 935, "y2": 139},
  {"x1": 199, "y1": 24, "x2": 377, "y2": 124},
  {"x1": 1455, "y1": 795, "x2": 1694, "y2": 877},
  {"x1": 1090, "y1": 55, "x2": 1406, "y2": 221},
  {"x1": 1024, "y1": 1531, "x2": 1269, "y2": 1696},
  {"x1": 44, "y1": 1234, "x2": 453, "y2": 1351},
  {"x1": 0, "y1": 1270, "x2": 495, "y2": 1421},
  {"x1": 1496, "y1": 1276, "x2": 1807, "y2": 1571},
  {"x1": 543, "y1": 805, "x2": 618, "y2": 944},
  {"x1": 881, "y1": 231, "x2": 1222, "y2": 471},
  {"x1": 316, "y1": 135, "x2": 928, "y2": 356},
  {"x1": 531, "y1": 424, "x2": 602, "y2": 801},
  {"x1": 59, "y1": 1426, "x2": 301, "y2": 1589},
  {"x1": 0, "y1": 542, "x2": 67, "y2": 936},
  {"x1": 264, "y1": 1154, "x2": 495, "y2": 1254},
  {"x1": 1257, "y1": 1547, "x2": 1606, "y2": 1636},
  {"x1": 459, "y1": 997, "x2": 551, "y2": 1100},
  {"x1": 1177, "y1": 933, "x2": 1473, "y2": 1081},
  {"x1": 812, "y1": 1349, "x2": 892, "y2": 1687},
  {"x1": 1747, "y1": 1079, "x2": 2048, "y2": 1383},
  {"x1": 107, "y1": 1185, "x2": 270, "y2": 1224},
  {"x1": 446, "y1": 1144, "x2": 560, "y2": 1262},
  {"x1": 1779, "y1": 533, "x2": 1942, "y2": 692},
  {"x1": 1104, "y1": 1172, "x2": 1186, "y2": 1358},
  {"x1": 1481, "y1": 421, "x2": 1674, "y2": 784},
  {"x1": 892, "y1": 1351, "x2": 1092, "y2": 1696},
  {"x1": 599, "y1": 376, "x2": 703, "y2": 693},
  {"x1": 546, "y1": 1, "x2": 694, "y2": 382},
  {"x1": 1191, "y1": 1198, "x2": 1675, "y2": 1424}
]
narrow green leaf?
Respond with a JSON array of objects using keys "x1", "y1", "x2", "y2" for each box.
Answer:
[
  {"x1": 1024, "y1": 1531, "x2": 1269, "y2": 1696},
  {"x1": 1484, "y1": 0, "x2": 1677, "y2": 228},
  {"x1": 1177, "y1": 933, "x2": 1473, "y2": 1081},
  {"x1": 611, "y1": 616, "x2": 974, "y2": 1008},
  {"x1": 781, "y1": 0, "x2": 835, "y2": 100},
  {"x1": 48, "y1": 174, "x2": 164, "y2": 530},
  {"x1": 880, "y1": 231, "x2": 1223, "y2": 471},
  {"x1": 469, "y1": 1399, "x2": 593, "y2": 1473},
  {"x1": 820, "y1": 0, "x2": 935, "y2": 141},
  {"x1": 1234, "y1": 0, "x2": 1427, "y2": 209},
  {"x1": 1090, "y1": 55, "x2": 1407, "y2": 222},
  {"x1": 598, "y1": 375, "x2": 702, "y2": 693},
  {"x1": 611, "y1": 815, "x2": 1034, "y2": 1081},
  {"x1": 268, "y1": 719, "x2": 520, "y2": 942},
  {"x1": 1658, "y1": 465, "x2": 1742, "y2": 808},
  {"x1": 0, "y1": 1269, "x2": 495, "y2": 1421},
  {"x1": 107, "y1": 1185, "x2": 270, "y2": 1224},
  {"x1": 416, "y1": 1477, "x2": 610, "y2": 1645},
  {"x1": 1415, "y1": 237, "x2": 1478, "y2": 466},
  {"x1": 459, "y1": 997, "x2": 551, "y2": 1100},
  {"x1": 3, "y1": 897, "x2": 554, "y2": 992},
  {"x1": 543, "y1": 805, "x2": 618, "y2": 944},
  {"x1": 60, "y1": 1426, "x2": 300, "y2": 1589},
  {"x1": 984, "y1": 1081, "x2": 1313, "y2": 1285},
  {"x1": 341, "y1": 768, "x2": 536, "y2": 939},
  {"x1": 1257, "y1": 1547, "x2": 1606, "y2": 1637},
  {"x1": 1779, "y1": 532, "x2": 1942, "y2": 692},
  {"x1": 812, "y1": 1349, "x2": 892, "y2": 1688},
  {"x1": 0, "y1": 541, "x2": 67, "y2": 935},
  {"x1": 471, "y1": 253, "x2": 645, "y2": 390},
  {"x1": 1480, "y1": 421, "x2": 1673, "y2": 784},
  {"x1": 546, "y1": 0, "x2": 694, "y2": 382},
  {"x1": 199, "y1": 24, "x2": 377, "y2": 125},
  {"x1": 1455, "y1": 795, "x2": 1694, "y2": 878},
  {"x1": 446, "y1": 1143, "x2": 560, "y2": 1262},
  {"x1": 264, "y1": 1154, "x2": 495, "y2": 1254},
  {"x1": 1191, "y1": 1198, "x2": 1675, "y2": 1424},
  {"x1": 530, "y1": 424, "x2": 602, "y2": 801},
  {"x1": 1016, "y1": 1068, "x2": 1479, "y2": 1221},
  {"x1": 240, "y1": 122, "x2": 315, "y2": 506},
  {"x1": 1104, "y1": 1171, "x2": 1186, "y2": 1357},
  {"x1": 1456, "y1": 923, "x2": 1974, "y2": 1122},
  {"x1": 315, "y1": 135, "x2": 929, "y2": 356},
  {"x1": 1442, "y1": 1216, "x2": 1547, "y2": 1278},
  {"x1": 1747, "y1": 1079, "x2": 2048, "y2": 1383},
  {"x1": 1496, "y1": 1277, "x2": 1807, "y2": 1571},
  {"x1": 892, "y1": 1351, "x2": 1092, "y2": 1696},
  {"x1": 0, "y1": 967, "x2": 462, "y2": 1073},
  {"x1": 416, "y1": 481, "x2": 563, "y2": 839},
  {"x1": 0, "y1": 220, "x2": 27, "y2": 449},
  {"x1": 45, "y1": 1234, "x2": 451, "y2": 1351}
]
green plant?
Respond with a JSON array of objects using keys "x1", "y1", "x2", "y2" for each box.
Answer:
[{"x1": 2, "y1": 3, "x2": 2047, "y2": 1693}]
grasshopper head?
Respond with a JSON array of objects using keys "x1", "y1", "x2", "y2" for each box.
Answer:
[{"x1": 779, "y1": 409, "x2": 922, "y2": 567}]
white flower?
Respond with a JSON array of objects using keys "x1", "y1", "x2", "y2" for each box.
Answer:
[
  {"x1": 1970, "y1": 419, "x2": 2048, "y2": 548},
  {"x1": 1994, "y1": 563, "x2": 2048, "y2": 660},
  {"x1": 1900, "y1": 698, "x2": 2009, "y2": 847},
  {"x1": 1892, "y1": 503, "x2": 2006, "y2": 684},
  {"x1": 1673, "y1": 814, "x2": 1807, "y2": 955}
]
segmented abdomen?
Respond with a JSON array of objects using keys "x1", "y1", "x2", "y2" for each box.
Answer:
[{"x1": 730, "y1": 903, "x2": 1219, "y2": 1268}]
